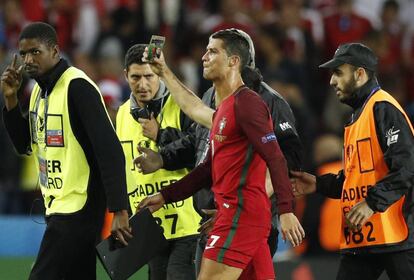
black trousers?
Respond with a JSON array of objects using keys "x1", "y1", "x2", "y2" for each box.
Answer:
[
  {"x1": 337, "y1": 249, "x2": 414, "y2": 280},
  {"x1": 29, "y1": 214, "x2": 100, "y2": 280},
  {"x1": 148, "y1": 235, "x2": 197, "y2": 280}
]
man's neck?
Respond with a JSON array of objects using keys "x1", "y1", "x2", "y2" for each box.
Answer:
[{"x1": 214, "y1": 73, "x2": 244, "y2": 106}]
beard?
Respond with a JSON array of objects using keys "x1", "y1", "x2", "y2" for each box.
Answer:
[{"x1": 338, "y1": 76, "x2": 358, "y2": 104}]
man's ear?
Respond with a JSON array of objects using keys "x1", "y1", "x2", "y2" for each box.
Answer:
[
  {"x1": 53, "y1": 45, "x2": 60, "y2": 59},
  {"x1": 123, "y1": 69, "x2": 128, "y2": 81},
  {"x1": 355, "y1": 67, "x2": 367, "y2": 86},
  {"x1": 228, "y1": 56, "x2": 240, "y2": 67}
]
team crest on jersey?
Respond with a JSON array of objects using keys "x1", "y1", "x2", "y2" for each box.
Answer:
[{"x1": 214, "y1": 117, "x2": 227, "y2": 142}]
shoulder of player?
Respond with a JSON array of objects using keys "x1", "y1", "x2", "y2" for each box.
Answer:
[{"x1": 234, "y1": 86, "x2": 267, "y2": 109}]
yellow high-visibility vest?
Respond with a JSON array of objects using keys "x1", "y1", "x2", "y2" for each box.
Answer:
[
  {"x1": 29, "y1": 67, "x2": 109, "y2": 215},
  {"x1": 116, "y1": 95, "x2": 201, "y2": 239}
]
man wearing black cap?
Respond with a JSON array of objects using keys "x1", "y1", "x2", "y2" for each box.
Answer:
[{"x1": 291, "y1": 42, "x2": 414, "y2": 279}]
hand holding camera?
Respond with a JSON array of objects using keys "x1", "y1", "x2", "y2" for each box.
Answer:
[
  {"x1": 143, "y1": 35, "x2": 168, "y2": 78},
  {"x1": 137, "y1": 112, "x2": 160, "y2": 141}
]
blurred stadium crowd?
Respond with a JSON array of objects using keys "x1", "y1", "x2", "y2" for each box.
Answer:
[{"x1": 1, "y1": 0, "x2": 414, "y2": 258}]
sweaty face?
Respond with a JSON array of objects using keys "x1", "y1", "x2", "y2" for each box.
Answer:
[
  {"x1": 125, "y1": 63, "x2": 160, "y2": 106},
  {"x1": 19, "y1": 38, "x2": 59, "y2": 78},
  {"x1": 330, "y1": 64, "x2": 359, "y2": 103},
  {"x1": 201, "y1": 38, "x2": 230, "y2": 81}
]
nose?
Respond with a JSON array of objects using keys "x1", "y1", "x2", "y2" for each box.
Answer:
[
  {"x1": 137, "y1": 77, "x2": 146, "y2": 89},
  {"x1": 329, "y1": 75, "x2": 336, "y2": 87},
  {"x1": 23, "y1": 53, "x2": 34, "y2": 64},
  {"x1": 202, "y1": 52, "x2": 208, "y2": 62}
]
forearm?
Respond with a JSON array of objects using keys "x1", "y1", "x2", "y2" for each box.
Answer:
[
  {"x1": 267, "y1": 154, "x2": 294, "y2": 214},
  {"x1": 4, "y1": 95, "x2": 18, "y2": 111},
  {"x1": 3, "y1": 105, "x2": 31, "y2": 154},
  {"x1": 316, "y1": 172, "x2": 344, "y2": 199},
  {"x1": 162, "y1": 67, "x2": 214, "y2": 129},
  {"x1": 160, "y1": 135, "x2": 196, "y2": 170},
  {"x1": 160, "y1": 155, "x2": 212, "y2": 203}
]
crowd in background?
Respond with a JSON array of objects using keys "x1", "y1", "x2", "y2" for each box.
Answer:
[{"x1": 1, "y1": 0, "x2": 414, "y2": 257}]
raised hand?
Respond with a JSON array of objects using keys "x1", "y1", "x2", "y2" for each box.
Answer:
[
  {"x1": 1, "y1": 54, "x2": 23, "y2": 110},
  {"x1": 138, "y1": 112, "x2": 159, "y2": 141},
  {"x1": 142, "y1": 47, "x2": 168, "y2": 78}
]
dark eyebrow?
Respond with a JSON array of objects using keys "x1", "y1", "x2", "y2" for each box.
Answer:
[
  {"x1": 19, "y1": 48, "x2": 39, "y2": 55},
  {"x1": 333, "y1": 68, "x2": 342, "y2": 74}
]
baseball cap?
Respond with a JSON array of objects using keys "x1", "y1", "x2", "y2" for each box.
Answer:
[{"x1": 319, "y1": 43, "x2": 378, "y2": 71}]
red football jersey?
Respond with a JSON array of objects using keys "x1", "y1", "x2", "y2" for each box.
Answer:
[
  {"x1": 210, "y1": 86, "x2": 292, "y2": 228},
  {"x1": 161, "y1": 86, "x2": 294, "y2": 227}
]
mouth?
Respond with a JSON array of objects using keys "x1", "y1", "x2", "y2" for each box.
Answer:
[
  {"x1": 24, "y1": 65, "x2": 38, "y2": 74},
  {"x1": 334, "y1": 88, "x2": 342, "y2": 95},
  {"x1": 136, "y1": 91, "x2": 150, "y2": 96}
]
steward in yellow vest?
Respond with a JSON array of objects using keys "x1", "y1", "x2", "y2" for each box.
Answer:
[
  {"x1": 2, "y1": 23, "x2": 129, "y2": 280},
  {"x1": 117, "y1": 91, "x2": 201, "y2": 239},
  {"x1": 117, "y1": 44, "x2": 200, "y2": 279},
  {"x1": 291, "y1": 43, "x2": 414, "y2": 279}
]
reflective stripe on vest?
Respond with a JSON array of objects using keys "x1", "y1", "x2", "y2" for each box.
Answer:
[
  {"x1": 28, "y1": 67, "x2": 107, "y2": 215},
  {"x1": 116, "y1": 95, "x2": 201, "y2": 239},
  {"x1": 341, "y1": 89, "x2": 413, "y2": 249}
]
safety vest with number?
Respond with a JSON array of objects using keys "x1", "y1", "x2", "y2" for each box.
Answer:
[
  {"x1": 28, "y1": 67, "x2": 106, "y2": 215},
  {"x1": 341, "y1": 89, "x2": 413, "y2": 249},
  {"x1": 116, "y1": 96, "x2": 201, "y2": 240}
]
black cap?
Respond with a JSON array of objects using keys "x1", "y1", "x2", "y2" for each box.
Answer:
[{"x1": 319, "y1": 43, "x2": 378, "y2": 71}]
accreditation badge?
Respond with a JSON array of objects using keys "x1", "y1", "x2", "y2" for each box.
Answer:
[
  {"x1": 38, "y1": 156, "x2": 48, "y2": 187},
  {"x1": 46, "y1": 115, "x2": 64, "y2": 147}
]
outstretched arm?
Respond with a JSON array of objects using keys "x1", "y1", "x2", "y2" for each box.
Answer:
[{"x1": 143, "y1": 49, "x2": 214, "y2": 128}]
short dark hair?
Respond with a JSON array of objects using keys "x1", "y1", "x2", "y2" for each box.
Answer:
[
  {"x1": 349, "y1": 65, "x2": 375, "y2": 80},
  {"x1": 125, "y1": 44, "x2": 146, "y2": 70},
  {"x1": 19, "y1": 22, "x2": 57, "y2": 47},
  {"x1": 210, "y1": 29, "x2": 251, "y2": 71}
]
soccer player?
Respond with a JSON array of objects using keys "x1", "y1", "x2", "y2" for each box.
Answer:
[{"x1": 138, "y1": 29, "x2": 304, "y2": 280}]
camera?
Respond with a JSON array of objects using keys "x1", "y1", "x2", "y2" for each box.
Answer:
[{"x1": 130, "y1": 106, "x2": 151, "y2": 121}]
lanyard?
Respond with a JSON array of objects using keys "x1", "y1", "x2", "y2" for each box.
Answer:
[{"x1": 33, "y1": 88, "x2": 49, "y2": 149}]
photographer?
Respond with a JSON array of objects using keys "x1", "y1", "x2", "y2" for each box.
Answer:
[{"x1": 116, "y1": 44, "x2": 200, "y2": 280}]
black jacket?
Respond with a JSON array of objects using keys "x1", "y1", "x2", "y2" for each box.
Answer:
[
  {"x1": 159, "y1": 82, "x2": 304, "y2": 218},
  {"x1": 316, "y1": 77, "x2": 414, "y2": 254},
  {"x1": 3, "y1": 59, "x2": 128, "y2": 219}
]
